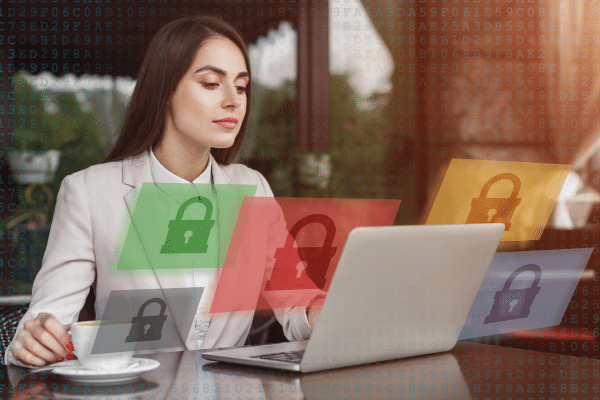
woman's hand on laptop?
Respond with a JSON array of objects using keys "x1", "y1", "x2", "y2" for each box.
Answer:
[
  {"x1": 11, "y1": 312, "x2": 72, "y2": 367},
  {"x1": 307, "y1": 295, "x2": 326, "y2": 328}
]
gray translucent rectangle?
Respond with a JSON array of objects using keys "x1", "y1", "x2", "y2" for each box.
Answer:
[
  {"x1": 93, "y1": 287, "x2": 203, "y2": 354},
  {"x1": 459, "y1": 248, "x2": 593, "y2": 340}
]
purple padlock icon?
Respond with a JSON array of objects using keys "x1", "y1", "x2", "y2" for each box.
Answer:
[{"x1": 484, "y1": 264, "x2": 542, "y2": 324}]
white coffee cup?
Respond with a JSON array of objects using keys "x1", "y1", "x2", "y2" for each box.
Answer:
[{"x1": 71, "y1": 321, "x2": 135, "y2": 371}]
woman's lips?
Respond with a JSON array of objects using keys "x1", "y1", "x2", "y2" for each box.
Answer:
[{"x1": 214, "y1": 121, "x2": 237, "y2": 129}]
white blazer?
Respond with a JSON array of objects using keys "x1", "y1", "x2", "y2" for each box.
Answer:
[{"x1": 5, "y1": 149, "x2": 322, "y2": 366}]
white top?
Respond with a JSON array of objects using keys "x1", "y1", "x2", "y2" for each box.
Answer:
[
  {"x1": 149, "y1": 147, "x2": 213, "y2": 185},
  {"x1": 148, "y1": 147, "x2": 217, "y2": 348}
]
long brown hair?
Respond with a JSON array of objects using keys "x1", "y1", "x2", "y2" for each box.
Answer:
[{"x1": 105, "y1": 15, "x2": 251, "y2": 165}]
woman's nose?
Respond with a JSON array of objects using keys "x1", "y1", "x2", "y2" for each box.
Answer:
[{"x1": 222, "y1": 84, "x2": 242, "y2": 108}]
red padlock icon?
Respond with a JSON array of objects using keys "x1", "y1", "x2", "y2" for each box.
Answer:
[{"x1": 265, "y1": 214, "x2": 337, "y2": 291}]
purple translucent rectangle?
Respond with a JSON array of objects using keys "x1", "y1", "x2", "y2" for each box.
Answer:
[{"x1": 459, "y1": 248, "x2": 593, "y2": 340}]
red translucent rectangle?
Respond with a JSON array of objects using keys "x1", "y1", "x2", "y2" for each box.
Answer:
[{"x1": 210, "y1": 197, "x2": 401, "y2": 313}]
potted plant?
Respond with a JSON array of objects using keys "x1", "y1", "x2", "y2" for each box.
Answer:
[{"x1": 8, "y1": 147, "x2": 61, "y2": 185}]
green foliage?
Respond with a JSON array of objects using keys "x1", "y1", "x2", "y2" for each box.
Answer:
[
  {"x1": 328, "y1": 75, "x2": 389, "y2": 198},
  {"x1": 248, "y1": 74, "x2": 388, "y2": 199},
  {"x1": 11, "y1": 71, "x2": 54, "y2": 151},
  {"x1": 251, "y1": 79, "x2": 297, "y2": 161},
  {"x1": 329, "y1": 74, "x2": 388, "y2": 165},
  {"x1": 11, "y1": 70, "x2": 106, "y2": 224}
]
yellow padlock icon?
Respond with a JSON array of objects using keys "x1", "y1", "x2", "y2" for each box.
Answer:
[{"x1": 465, "y1": 173, "x2": 521, "y2": 231}]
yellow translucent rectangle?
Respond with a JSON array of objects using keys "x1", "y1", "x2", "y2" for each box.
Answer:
[{"x1": 426, "y1": 159, "x2": 571, "y2": 241}]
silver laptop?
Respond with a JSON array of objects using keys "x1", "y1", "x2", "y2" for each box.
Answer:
[{"x1": 203, "y1": 223, "x2": 505, "y2": 372}]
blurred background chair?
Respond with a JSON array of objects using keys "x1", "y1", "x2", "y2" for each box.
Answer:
[{"x1": 0, "y1": 301, "x2": 30, "y2": 366}]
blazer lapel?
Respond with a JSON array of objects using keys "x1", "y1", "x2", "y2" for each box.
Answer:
[
  {"x1": 122, "y1": 149, "x2": 179, "y2": 273},
  {"x1": 122, "y1": 149, "x2": 160, "y2": 273},
  {"x1": 122, "y1": 149, "x2": 196, "y2": 349}
]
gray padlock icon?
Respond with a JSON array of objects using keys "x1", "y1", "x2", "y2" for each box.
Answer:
[
  {"x1": 484, "y1": 264, "x2": 542, "y2": 324},
  {"x1": 126, "y1": 298, "x2": 168, "y2": 342}
]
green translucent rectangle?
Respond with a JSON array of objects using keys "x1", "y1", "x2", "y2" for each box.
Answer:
[{"x1": 115, "y1": 183, "x2": 257, "y2": 273}]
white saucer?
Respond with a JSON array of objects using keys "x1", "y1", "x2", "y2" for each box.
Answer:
[
  {"x1": 44, "y1": 379, "x2": 160, "y2": 399},
  {"x1": 51, "y1": 358, "x2": 160, "y2": 384}
]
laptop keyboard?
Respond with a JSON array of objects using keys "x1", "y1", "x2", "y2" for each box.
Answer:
[{"x1": 251, "y1": 349, "x2": 305, "y2": 364}]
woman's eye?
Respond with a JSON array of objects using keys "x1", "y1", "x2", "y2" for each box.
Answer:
[
  {"x1": 236, "y1": 86, "x2": 247, "y2": 94},
  {"x1": 202, "y1": 82, "x2": 218, "y2": 89}
]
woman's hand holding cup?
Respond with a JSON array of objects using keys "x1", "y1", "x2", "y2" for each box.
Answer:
[{"x1": 11, "y1": 312, "x2": 72, "y2": 367}]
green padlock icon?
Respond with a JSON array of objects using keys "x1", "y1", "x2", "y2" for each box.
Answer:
[{"x1": 160, "y1": 196, "x2": 215, "y2": 254}]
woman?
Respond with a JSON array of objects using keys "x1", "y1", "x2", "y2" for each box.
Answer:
[{"x1": 6, "y1": 15, "x2": 324, "y2": 367}]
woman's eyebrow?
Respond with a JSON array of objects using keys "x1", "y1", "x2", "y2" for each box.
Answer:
[{"x1": 194, "y1": 65, "x2": 249, "y2": 79}]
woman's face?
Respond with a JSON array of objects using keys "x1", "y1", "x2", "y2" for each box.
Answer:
[{"x1": 164, "y1": 36, "x2": 249, "y2": 152}]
